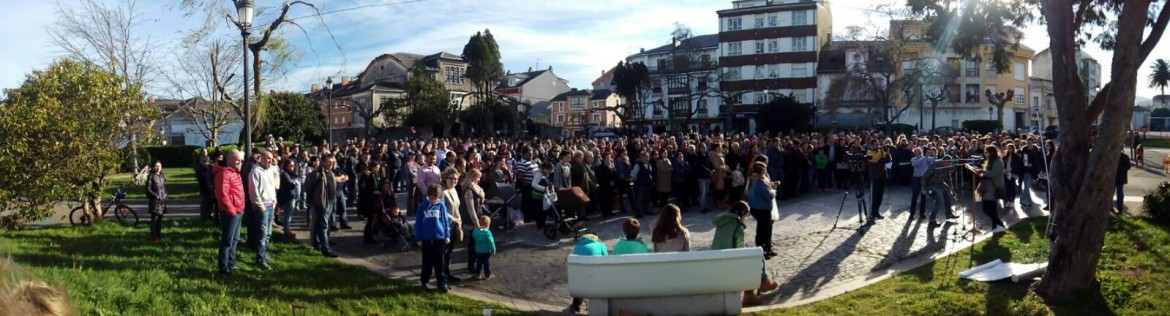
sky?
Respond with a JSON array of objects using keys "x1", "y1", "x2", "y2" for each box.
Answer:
[{"x1": 1, "y1": 0, "x2": 1168, "y2": 103}]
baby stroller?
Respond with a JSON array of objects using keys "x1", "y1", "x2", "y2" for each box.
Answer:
[
  {"x1": 543, "y1": 187, "x2": 589, "y2": 240},
  {"x1": 373, "y1": 206, "x2": 414, "y2": 252},
  {"x1": 483, "y1": 182, "x2": 521, "y2": 231}
]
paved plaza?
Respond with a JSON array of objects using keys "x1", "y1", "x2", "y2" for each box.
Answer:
[{"x1": 34, "y1": 148, "x2": 1169, "y2": 314}]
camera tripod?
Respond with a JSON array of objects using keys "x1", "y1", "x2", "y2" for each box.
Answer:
[{"x1": 832, "y1": 168, "x2": 868, "y2": 230}]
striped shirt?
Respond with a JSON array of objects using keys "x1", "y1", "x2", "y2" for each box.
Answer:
[{"x1": 516, "y1": 158, "x2": 537, "y2": 185}]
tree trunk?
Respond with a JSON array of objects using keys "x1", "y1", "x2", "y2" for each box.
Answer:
[
  {"x1": 931, "y1": 101, "x2": 938, "y2": 130},
  {"x1": 1036, "y1": 0, "x2": 1145, "y2": 299},
  {"x1": 997, "y1": 105, "x2": 1005, "y2": 132}
]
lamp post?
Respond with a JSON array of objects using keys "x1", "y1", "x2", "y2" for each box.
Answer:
[
  {"x1": 236, "y1": 0, "x2": 254, "y2": 153},
  {"x1": 988, "y1": 107, "x2": 994, "y2": 120},
  {"x1": 325, "y1": 77, "x2": 333, "y2": 144}
]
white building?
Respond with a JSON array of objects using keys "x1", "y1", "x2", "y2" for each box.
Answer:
[
  {"x1": 625, "y1": 34, "x2": 723, "y2": 133},
  {"x1": 152, "y1": 98, "x2": 243, "y2": 146}
]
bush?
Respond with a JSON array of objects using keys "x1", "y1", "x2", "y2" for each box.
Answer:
[
  {"x1": 143, "y1": 145, "x2": 200, "y2": 168},
  {"x1": 962, "y1": 120, "x2": 1003, "y2": 134},
  {"x1": 1142, "y1": 182, "x2": 1170, "y2": 223}
]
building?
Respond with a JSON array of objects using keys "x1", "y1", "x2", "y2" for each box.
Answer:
[
  {"x1": 625, "y1": 34, "x2": 722, "y2": 133},
  {"x1": 497, "y1": 67, "x2": 572, "y2": 124},
  {"x1": 549, "y1": 88, "x2": 621, "y2": 137},
  {"x1": 716, "y1": 0, "x2": 833, "y2": 133},
  {"x1": 1027, "y1": 77, "x2": 1057, "y2": 127},
  {"x1": 592, "y1": 66, "x2": 616, "y2": 90},
  {"x1": 151, "y1": 98, "x2": 243, "y2": 146},
  {"x1": 307, "y1": 52, "x2": 474, "y2": 141},
  {"x1": 1029, "y1": 48, "x2": 1101, "y2": 126},
  {"x1": 818, "y1": 20, "x2": 1035, "y2": 131}
]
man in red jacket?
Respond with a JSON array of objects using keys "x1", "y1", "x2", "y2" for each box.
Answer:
[{"x1": 215, "y1": 149, "x2": 246, "y2": 277}]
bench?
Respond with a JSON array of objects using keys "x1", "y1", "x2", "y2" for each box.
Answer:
[{"x1": 567, "y1": 247, "x2": 763, "y2": 316}]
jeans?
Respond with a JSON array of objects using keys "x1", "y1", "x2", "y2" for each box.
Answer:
[
  {"x1": 474, "y1": 252, "x2": 492, "y2": 276},
  {"x1": 697, "y1": 178, "x2": 711, "y2": 208},
  {"x1": 333, "y1": 192, "x2": 348, "y2": 227},
  {"x1": 311, "y1": 204, "x2": 334, "y2": 254},
  {"x1": 1019, "y1": 173, "x2": 1034, "y2": 205},
  {"x1": 218, "y1": 211, "x2": 243, "y2": 274},
  {"x1": 293, "y1": 180, "x2": 304, "y2": 209},
  {"x1": 149, "y1": 213, "x2": 164, "y2": 239},
  {"x1": 633, "y1": 185, "x2": 653, "y2": 216},
  {"x1": 256, "y1": 204, "x2": 274, "y2": 264},
  {"x1": 1116, "y1": 183, "x2": 1125, "y2": 211},
  {"x1": 869, "y1": 180, "x2": 886, "y2": 218},
  {"x1": 749, "y1": 208, "x2": 773, "y2": 253},
  {"x1": 909, "y1": 177, "x2": 925, "y2": 215},
  {"x1": 927, "y1": 184, "x2": 954, "y2": 220},
  {"x1": 420, "y1": 240, "x2": 447, "y2": 288},
  {"x1": 279, "y1": 198, "x2": 295, "y2": 235}
]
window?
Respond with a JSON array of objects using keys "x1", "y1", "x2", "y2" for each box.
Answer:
[
  {"x1": 557, "y1": 114, "x2": 565, "y2": 124},
  {"x1": 792, "y1": 63, "x2": 808, "y2": 77},
  {"x1": 1014, "y1": 63, "x2": 1025, "y2": 81},
  {"x1": 768, "y1": 14, "x2": 778, "y2": 27},
  {"x1": 728, "y1": 18, "x2": 742, "y2": 31},
  {"x1": 701, "y1": 54, "x2": 711, "y2": 66},
  {"x1": 656, "y1": 59, "x2": 666, "y2": 71},
  {"x1": 728, "y1": 42, "x2": 742, "y2": 56},
  {"x1": 593, "y1": 101, "x2": 602, "y2": 109},
  {"x1": 792, "y1": 37, "x2": 808, "y2": 52},
  {"x1": 768, "y1": 64, "x2": 779, "y2": 78},
  {"x1": 902, "y1": 61, "x2": 915, "y2": 75},
  {"x1": 755, "y1": 65, "x2": 766, "y2": 79},
  {"x1": 726, "y1": 68, "x2": 741, "y2": 80},
  {"x1": 767, "y1": 39, "x2": 778, "y2": 53},
  {"x1": 1014, "y1": 88, "x2": 1025, "y2": 104},
  {"x1": 985, "y1": 63, "x2": 997, "y2": 79},
  {"x1": 1033, "y1": 96, "x2": 1040, "y2": 107},
  {"x1": 697, "y1": 99, "x2": 708, "y2": 114},
  {"x1": 793, "y1": 10, "x2": 807, "y2": 25},
  {"x1": 593, "y1": 113, "x2": 601, "y2": 123},
  {"x1": 965, "y1": 60, "x2": 979, "y2": 77},
  {"x1": 445, "y1": 66, "x2": 464, "y2": 85},
  {"x1": 755, "y1": 14, "x2": 765, "y2": 28},
  {"x1": 755, "y1": 41, "x2": 764, "y2": 54},
  {"x1": 755, "y1": 92, "x2": 770, "y2": 104},
  {"x1": 570, "y1": 97, "x2": 585, "y2": 109},
  {"x1": 965, "y1": 84, "x2": 980, "y2": 103}
]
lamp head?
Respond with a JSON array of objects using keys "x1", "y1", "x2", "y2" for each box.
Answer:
[{"x1": 235, "y1": 0, "x2": 255, "y2": 27}]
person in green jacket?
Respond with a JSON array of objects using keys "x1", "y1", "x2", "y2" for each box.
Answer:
[
  {"x1": 712, "y1": 201, "x2": 778, "y2": 307},
  {"x1": 613, "y1": 218, "x2": 650, "y2": 255},
  {"x1": 814, "y1": 148, "x2": 831, "y2": 191},
  {"x1": 570, "y1": 233, "x2": 608, "y2": 313},
  {"x1": 472, "y1": 215, "x2": 496, "y2": 280}
]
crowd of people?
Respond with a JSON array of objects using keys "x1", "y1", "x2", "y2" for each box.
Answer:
[{"x1": 189, "y1": 127, "x2": 1153, "y2": 309}]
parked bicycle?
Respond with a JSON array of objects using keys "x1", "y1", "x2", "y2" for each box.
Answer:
[{"x1": 70, "y1": 187, "x2": 139, "y2": 226}]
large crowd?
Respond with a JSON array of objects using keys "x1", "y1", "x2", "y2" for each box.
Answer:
[{"x1": 167, "y1": 127, "x2": 1146, "y2": 311}]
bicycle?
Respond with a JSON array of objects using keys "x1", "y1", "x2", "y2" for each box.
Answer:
[{"x1": 69, "y1": 187, "x2": 139, "y2": 226}]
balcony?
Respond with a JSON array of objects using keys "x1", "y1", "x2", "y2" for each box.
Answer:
[{"x1": 668, "y1": 86, "x2": 692, "y2": 95}]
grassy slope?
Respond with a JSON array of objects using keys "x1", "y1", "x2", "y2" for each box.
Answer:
[
  {"x1": 2, "y1": 220, "x2": 522, "y2": 316},
  {"x1": 103, "y1": 167, "x2": 200, "y2": 200},
  {"x1": 771, "y1": 217, "x2": 1170, "y2": 315}
]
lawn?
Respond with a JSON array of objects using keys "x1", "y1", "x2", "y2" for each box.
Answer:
[
  {"x1": 770, "y1": 216, "x2": 1170, "y2": 315},
  {"x1": 103, "y1": 167, "x2": 201, "y2": 200},
  {"x1": 1, "y1": 220, "x2": 522, "y2": 316}
]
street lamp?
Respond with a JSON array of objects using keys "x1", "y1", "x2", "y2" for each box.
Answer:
[
  {"x1": 236, "y1": 0, "x2": 254, "y2": 153},
  {"x1": 325, "y1": 77, "x2": 333, "y2": 144}
]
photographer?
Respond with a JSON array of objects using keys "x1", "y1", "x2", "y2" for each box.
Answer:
[{"x1": 866, "y1": 139, "x2": 891, "y2": 224}]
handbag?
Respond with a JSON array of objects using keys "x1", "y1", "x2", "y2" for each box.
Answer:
[{"x1": 769, "y1": 189, "x2": 780, "y2": 221}]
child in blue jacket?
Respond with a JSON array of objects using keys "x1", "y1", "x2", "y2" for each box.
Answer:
[
  {"x1": 472, "y1": 215, "x2": 496, "y2": 280},
  {"x1": 415, "y1": 184, "x2": 451, "y2": 292}
]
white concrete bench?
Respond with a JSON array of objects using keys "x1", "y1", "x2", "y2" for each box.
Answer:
[{"x1": 567, "y1": 248, "x2": 764, "y2": 316}]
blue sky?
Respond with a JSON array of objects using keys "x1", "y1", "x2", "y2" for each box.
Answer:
[{"x1": 1, "y1": 0, "x2": 1166, "y2": 102}]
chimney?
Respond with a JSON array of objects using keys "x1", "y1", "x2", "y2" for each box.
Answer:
[
  {"x1": 311, "y1": 84, "x2": 320, "y2": 93},
  {"x1": 640, "y1": 48, "x2": 645, "y2": 53},
  {"x1": 571, "y1": 88, "x2": 578, "y2": 92},
  {"x1": 528, "y1": 66, "x2": 533, "y2": 73},
  {"x1": 673, "y1": 38, "x2": 681, "y2": 48},
  {"x1": 341, "y1": 76, "x2": 350, "y2": 86}
]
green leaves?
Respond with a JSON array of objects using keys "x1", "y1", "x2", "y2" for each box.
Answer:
[
  {"x1": 264, "y1": 92, "x2": 324, "y2": 144},
  {"x1": 0, "y1": 59, "x2": 154, "y2": 230},
  {"x1": 402, "y1": 66, "x2": 450, "y2": 128}
]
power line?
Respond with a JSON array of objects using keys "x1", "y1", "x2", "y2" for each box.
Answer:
[{"x1": 290, "y1": 0, "x2": 432, "y2": 20}]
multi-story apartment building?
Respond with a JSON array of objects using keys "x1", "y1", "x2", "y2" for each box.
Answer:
[
  {"x1": 817, "y1": 20, "x2": 1035, "y2": 131},
  {"x1": 1030, "y1": 48, "x2": 1102, "y2": 125},
  {"x1": 716, "y1": 0, "x2": 833, "y2": 132},
  {"x1": 625, "y1": 34, "x2": 722, "y2": 133},
  {"x1": 307, "y1": 52, "x2": 473, "y2": 140},
  {"x1": 549, "y1": 88, "x2": 621, "y2": 137},
  {"x1": 497, "y1": 67, "x2": 572, "y2": 124}
]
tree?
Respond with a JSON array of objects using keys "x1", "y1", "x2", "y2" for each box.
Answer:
[
  {"x1": 610, "y1": 61, "x2": 652, "y2": 126},
  {"x1": 985, "y1": 89, "x2": 1015, "y2": 133},
  {"x1": 1149, "y1": 59, "x2": 1170, "y2": 108},
  {"x1": 919, "y1": 62, "x2": 956, "y2": 130},
  {"x1": 1153, "y1": 107, "x2": 1170, "y2": 117},
  {"x1": 402, "y1": 66, "x2": 451, "y2": 132},
  {"x1": 462, "y1": 29, "x2": 506, "y2": 135},
  {"x1": 0, "y1": 60, "x2": 157, "y2": 230},
  {"x1": 266, "y1": 92, "x2": 325, "y2": 144},
  {"x1": 671, "y1": 22, "x2": 693, "y2": 42},
  {"x1": 50, "y1": 0, "x2": 159, "y2": 173},
  {"x1": 163, "y1": 39, "x2": 241, "y2": 146},
  {"x1": 756, "y1": 94, "x2": 815, "y2": 134},
  {"x1": 909, "y1": 0, "x2": 1170, "y2": 299}
]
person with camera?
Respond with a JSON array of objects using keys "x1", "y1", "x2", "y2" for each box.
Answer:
[{"x1": 866, "y1": 139, "x2": 891, "y2": 224}]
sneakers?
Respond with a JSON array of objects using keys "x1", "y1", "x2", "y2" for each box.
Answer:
[
  {"x1": 258, "y1": 262, "x2": 271, "y2": 271},
  {"x1": 992, "y1": 227, "x2": 1006, "y2": 234}
]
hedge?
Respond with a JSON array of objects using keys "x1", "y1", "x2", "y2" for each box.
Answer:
[
  {"x1": 962, "y1": 120, "x2": 1003, "y2": 134},
  {"x1": 143, "y1": 145, "x2": 201, "y2": 168}
]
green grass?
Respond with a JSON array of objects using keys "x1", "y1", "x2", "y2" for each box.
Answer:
[
  {"x1": 768, "y1": 217, "x2": 1170, "y2": 315},
  {"x1": 2, "y1": 220, "x2": 522, "y2": 316},
  {"x1": 104, "y1": 167, "x2": 200, "y2": 200}
]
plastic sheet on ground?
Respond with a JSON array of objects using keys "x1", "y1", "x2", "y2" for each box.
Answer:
[{"x1": 958, "y1": 259, "x2": 1049, "y2": 282}]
